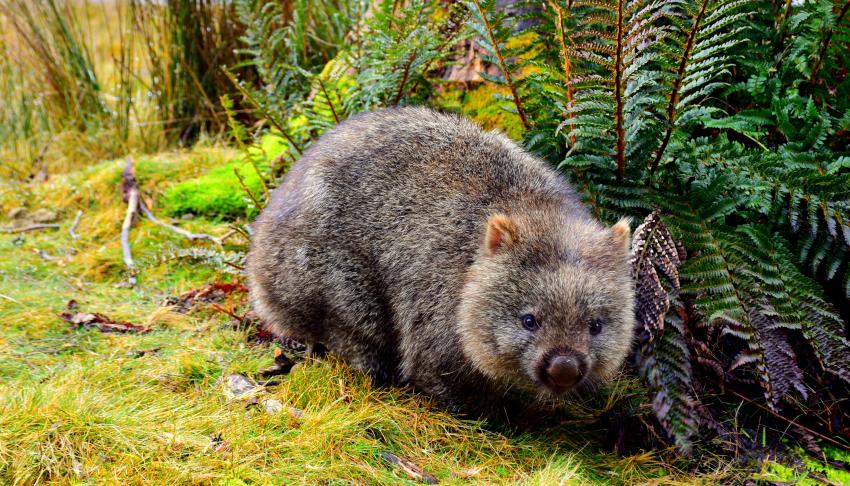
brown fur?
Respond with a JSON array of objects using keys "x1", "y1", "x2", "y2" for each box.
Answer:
[{"x1": 247, "y1": 107, "x2": 635, "y2": 420}]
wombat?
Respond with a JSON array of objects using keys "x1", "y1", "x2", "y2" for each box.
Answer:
[{"x1": 247, "y1": 107, "x2": 635, "y2": 420}]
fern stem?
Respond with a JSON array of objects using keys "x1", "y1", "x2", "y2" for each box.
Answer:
[
  {"x1": 392, "y1": 51, "x2": 417, "y2": 105},
  {"x1": 469, "y1": 0, "x2": 530, "y2": 131},
  {"x1": 233, "y1": 167, "x2": 263, "y2": 212},
  {"x1": 317, "y1": 78, "x2": 340, "y2": 124},
  {"x1": 223, "y1": 68, "x2": 303, "y2": 155},
  {"x1": 614, "y1": 0, "x2": 626, "y2": 181},
  {"x1": 548, "y1": 0, "x2": 576, "y2": 144},
  {"x1": 776, "y1": 0, "x2": 793, "y2": 50},
  {"x1": 649, "y1": 0, "x2": 711, "y2": 174},
  {"x1": 247, "y1": 154, "x2": 271, "y2": 201},
  {"x1": 810, "y1": 0, "x2": 850, "y2": 84}
]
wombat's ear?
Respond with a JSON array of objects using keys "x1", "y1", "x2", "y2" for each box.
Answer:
[
  {"x1": 484, "y1": 213, "x2": 518, "y2": 255},
  {"x1": 611, "y1": 217, "x2": 632, "y2": 253}
]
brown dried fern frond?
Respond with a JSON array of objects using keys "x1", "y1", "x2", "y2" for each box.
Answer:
[{"x1": 630, "y1": 211, "x2": 681, "y2": 343}]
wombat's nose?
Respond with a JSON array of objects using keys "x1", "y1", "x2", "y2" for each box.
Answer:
[{"x1": 545, "y1": 354, "x2": 587, "y2": 390}]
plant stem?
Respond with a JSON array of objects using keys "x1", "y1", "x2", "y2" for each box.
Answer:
[
  {"x1": 810, "y1": 0, "x2": 850, "y2": 84},
  {"x1": 548, "y1": 0, "x2": 576, "y2": 145},
  {"x1": 614, "y1": 0, "x2": 626, "y2": 181},
  {"x1": 317, "y1": 78, "x2": 341, "y2": 123},
  {"x1": 469, "y1": 0, "x2": 530, "y2": 131},
  {"x1": 650, "y1": 0, "x2": 711, "y2": 174}
]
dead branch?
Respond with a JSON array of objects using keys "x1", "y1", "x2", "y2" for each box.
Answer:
[
  {"x1": 138, "y1": 203, "x2": 221, "y2": 245},
  {"x1": 121, "y1": 156, "x2": 140, "y2": 285},
  {"x1": 2, "y1": 223, "x2": 60, "y2": 233},
  {"x1": 68, "y1": 210, "x2": 82, "y2": 240}
]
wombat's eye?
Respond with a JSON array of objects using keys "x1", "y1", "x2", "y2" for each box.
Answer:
[
  {"x1": 521, "y1": 313, "x2": 539, "y2": 331},
  {"x1": 590, "y1": 318, "x2": 604, "y2": 336}
]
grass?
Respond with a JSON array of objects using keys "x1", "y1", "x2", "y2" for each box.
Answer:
[{"x1": 0, "y1": 145, "x2": 743, "y2": 485}]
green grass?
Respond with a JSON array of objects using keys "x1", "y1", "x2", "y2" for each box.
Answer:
[{"x1": 0, "y1": 145, "x2": 813, "y2": 484}]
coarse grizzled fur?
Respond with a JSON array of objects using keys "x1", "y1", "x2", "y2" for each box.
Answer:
[{"x1": 247, "y1": 107, "x2": 635, "y2": 421}]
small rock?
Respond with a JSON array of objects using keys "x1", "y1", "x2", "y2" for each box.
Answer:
[
  {"x1": 263, "y1": 399, "x2": 284, "y2": 415},
  {"x1": 6, "y1": 207, "x2": 26, "y2": 220},
  {"x1": 222, "y1": 373, "x2": 256, "y2": 398},
  {"x1": 30, "y1": 208, "x2": 58, "y2": 223},
  {"x1": 181, "y1": 213, "x2": 195, "y2": 221},
  {"x1": 288, "y1": 406, "x2": 304, "y2": 418}
]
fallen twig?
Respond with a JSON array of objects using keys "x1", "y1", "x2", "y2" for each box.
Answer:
[
  {"x1": 210, "y1": 302, "x2": 246, "y2": 323},
  {"x1": 68, "y1": 210, "x2": 82, "y2": 240},
  {"x1": 2, "y1": 223, "x2": 60, "y2": 233},
  {"x1": 121, "y1": 156, "x2": 140, "y2": 285},
  {"x1": 60, "y1": 311, "x2": 149, "y2": 333},
  {"x1": 139, "y1": 202, "x2": 220, "y2": 244},
  {"x1": 380, "y1": 452, "x2": 438, "y2": 484}
]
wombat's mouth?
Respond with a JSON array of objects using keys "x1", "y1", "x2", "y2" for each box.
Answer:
[{"x1": 535, "y1": 373, "x2": 584, "y2": 395}]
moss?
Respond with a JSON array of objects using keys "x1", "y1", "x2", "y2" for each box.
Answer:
[
  {"x1": 803, "y1": 446, "x2": 850, "y2": 484},
  {"x1": 159, "y1": 159, "x2": 264, "y2": 219},
  {"x1": 159, "y1": 134, "x2": 288, "y2": 220}
]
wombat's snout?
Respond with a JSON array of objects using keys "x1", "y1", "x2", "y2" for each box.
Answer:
[{"x1": 538, "y1": 352, "x2": 588, "y2": 393}]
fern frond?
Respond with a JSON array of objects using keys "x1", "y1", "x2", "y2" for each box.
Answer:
[
  {"x1": 631, "y1": 212, "x2": 696, "y2": 452},
  {"x1": 465, "y1": 0, "x2": 530, "y2": 130},
  {"x1": 649, "y1": 0, "x2": 752, "y2": 172}
]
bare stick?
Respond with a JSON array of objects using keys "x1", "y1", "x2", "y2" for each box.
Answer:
[
  {"x1": 2, "y1": 223, "x2": 60, "y2": 233},
  {"x1": 68, "y1": 210, "x2": 82, "y2": 240},
  {"x1": 138, "y1": 203, "x2": 221, "y2": 245},
  {"x1": 121, "y1": 156, "x2": 139, "y2": 285}
]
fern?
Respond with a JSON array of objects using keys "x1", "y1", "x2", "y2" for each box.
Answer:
[
  {"x1": 342, "y1": 0, "x2": 469, "y2": 112},
  {"x1": 465, "y1": 0, "x2": 530, "y2": 130},
  {"x1": 233, "y1": 0, "x2": 366, "y2": 137},
  {"x1": 649, "y1": 0, "x2": 750, "y2": 172},
  {"x1": 466, "y1": 0, "x2": 850, "y2": 452},
  {"x1": 631, "y1": 213, "x2": 698, "y2": 451}
]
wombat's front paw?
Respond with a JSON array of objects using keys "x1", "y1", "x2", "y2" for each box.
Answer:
[{"x1": 306, "y1": 342, "x2": 327, "y2": 358}]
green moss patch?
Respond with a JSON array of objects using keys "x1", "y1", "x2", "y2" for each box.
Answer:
[
  {"x1": 159, "y1": 134, "x2": 288, "y2": 220},
  {"x1": 159, "y1": 159, "x2": 265, "y2": 219}
]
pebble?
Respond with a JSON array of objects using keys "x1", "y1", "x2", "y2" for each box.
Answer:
[
  {"x1": 6, "y1": 207, "x2": 26, "y2": 220},
  {"x1": 30, "y1": 208, "x2": 58, "y2": 223},
  {"x1": 222, "y1": 373, "x2": 256, "y2": 398},
  {"x1": 263, "y1": 399, "x2": 284, "y2": 415}
]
